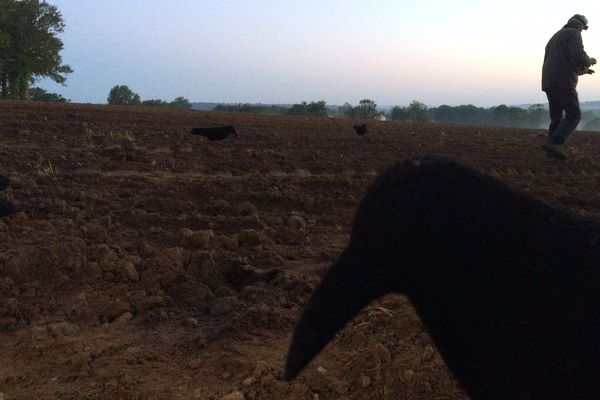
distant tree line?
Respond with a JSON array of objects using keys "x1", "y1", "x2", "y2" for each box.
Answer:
[
  {"x1": 22, "y1": 80, "x2": 600, "y2": 131},
  {"x1": 207, "y1": 98, "x2": 600, "y2": 132},
  {"x1": 29, "y1": 86, "x2": 69, "y2": 102},
  {"x1": 213, "y1": 103, "x2": 287, "y2": 115},
  {"x1": 425, "y1": 104, "x2": 549, "y2": 129},
  {"x1": 387, "y1": 101, "x2": 596, "y2": 131},
  {"x1": 424, "y1": 104, "x2": 599, "y2": 131},
  {"x1": 340, "y1": 99, "x2": 384, "y2": 119},
  {"x1": 583, "y1": 114, "x2": 600, "y2": 131},
  {"x1": 213, "y1": 100, "x2": 332, "y2": 117},
  {"x1": 388, "y1": 101, "x2": 549, "y2": 128},
  {"x1": 211, "y1": 99, "x2": 385, "y2": 119},
  {"x1": 390, "y1": 101, "x2": 430, "y2": 122},
  {"x1": 287, "y1": 101, "x2": 328, "y2": 117},
  {"x1": 215, "y1": 100, "x2": 381, "y2": 118},
  {"x1": 106, "y1": 85, "x2": 191, "y2": 109},
  {"x1": 209, "y1": 99, "x2": 549, "y2": 127}
]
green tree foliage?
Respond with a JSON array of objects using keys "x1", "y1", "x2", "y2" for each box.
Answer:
[
  {"x1": 337, "y1": 102, "x2": 353, "y2": 116},
  {"x1": 140, "y1": 96, "x2": 192, "y2": 109},
  {"x1": 141, "y1": 99, "x2": 169, "y2": 107},
  {"x1": 213, "y1": 103, "x2": 286, "y2": 115},
  {"x1": 428, "y1": 104, "x2": 486, "y2": 125},
  {"x1": 107, "y1": 85, "x2": 141, "y2": 106},
  {"x1": 344, "y1": 99, "x2": 382, "y2": 119},
  {"x1": 391, "y1": 101, "x2": 429, "y2": 122},
  {"x1": 0, "y1": 0, "x2": 72, "y2": 99},
  {"x1": 428, "y1": 104, "x2": 552, "y2": 128},
  {"x1": 287, "y1": 100, "x2": 328, "y2": 117},
  {"x1": 169, "y1": 96, "x2": 191, "y2": 109},
  {"x1": 490, "y1": 105, "x2": 529, "y2": 127},
  {"x1": 0, "y1": 2, "x2": 8, "y2": 73},
  {"x1": 584, "y1": 117, "x2": 600, "y2": 131},
  {"x1": 390, "y1": 105, "x2": 408, "y2": 121},
  {"x1": 527, "y1": 104, "x2": 548, "y2": 128},
  {"x1": 29, "y1": 86, "x2": 68, "y2": 102}
]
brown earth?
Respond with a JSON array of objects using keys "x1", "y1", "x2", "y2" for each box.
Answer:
[{"x1": 1, "y1": 100, "x2": 600, "y2": 400}]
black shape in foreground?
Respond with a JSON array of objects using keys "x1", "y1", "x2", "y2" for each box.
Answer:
[
  {"x1": 285, "y1": 156, "x2": 600, "y2": 399},
  {"x1": 0, "y1": 174, "x2": 14, "y2": 218},
  {"x1": 0, "y1": 174, "x2": 9, "y2": 191},
  {"x1": 0, "y1": 198, "x2": 15, "y2": 218},
  {"x1": 353, "y1": 123, "x2": 367, "y2": 136},
  {"x1": 190, "y1": 125, "x2": 238, "y2": 141}
]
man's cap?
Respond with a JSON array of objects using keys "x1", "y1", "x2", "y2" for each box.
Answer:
[{"x1": 568, "y1": 14, "x2": 588, "y2": 30}]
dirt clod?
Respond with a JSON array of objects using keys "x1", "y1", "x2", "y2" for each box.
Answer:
[
  {"x1": 238, "y1": 229, "x2": 264, "y2": 247},
  {"x1": 222, "y1": 390, "x2": 245, "y2": 400}
]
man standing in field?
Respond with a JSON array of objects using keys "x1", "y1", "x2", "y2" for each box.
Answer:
[{"x1": 541, "y1": 14, "x2": 596, "y2": 159}]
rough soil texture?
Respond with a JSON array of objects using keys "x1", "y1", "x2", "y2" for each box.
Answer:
[{"x1": 1, "y1": 101, "x2": 600, "y2": 400}]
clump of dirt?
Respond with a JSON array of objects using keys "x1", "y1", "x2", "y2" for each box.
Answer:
[{"x1": 1, "y1": 101, "x2": 600, "y2": 399}]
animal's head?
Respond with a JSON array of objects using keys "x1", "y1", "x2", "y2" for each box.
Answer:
[
  {"x1": 284, "y1": 246, "x2": 398, "y2": 380},
  {"x1": 283, "y1": 158, "x2": 474, "y2": 380}
]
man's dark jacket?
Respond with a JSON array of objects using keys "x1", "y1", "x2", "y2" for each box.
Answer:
[{"x1": 542, "y1": 25, "x2": 593, "y2": 90}]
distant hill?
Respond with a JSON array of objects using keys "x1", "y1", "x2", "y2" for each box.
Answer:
[
  {"x1": 517, "y1": 101, "x2": 600, "y2": 111},
  {"x1": 191, "y1": 102, "x2": 300, "y2": 111},
  {"x1": 191, "y1": 102, "x2": 221, "y2": 111},
  {"x1": 193, "y1": 101, "x2": 600, "y2": 113},
  {"x1": 581, "y1": 101, "x2": 600, "y2": 111}
]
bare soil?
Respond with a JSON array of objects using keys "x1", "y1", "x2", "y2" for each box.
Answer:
[{"x1": 1, "y1": 100, "x2": 600, "y2": 399}]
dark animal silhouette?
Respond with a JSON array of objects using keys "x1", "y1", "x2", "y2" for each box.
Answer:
[
  {"x1": 0, "y1": 198, "x2": 15, "y2": 218},
  {"x1": 0, "y1": 174, "x2": 9, "y2": 191},
  {"x1": 353, "y1": 123, "x2": 367, "y2": 136},
  {"x1": 0, "y1": 175, "x2": 14, "y2": 218},
  {"x1": 190, "y1": 125, "x2": 238, "y2": 141},
  {"x1": 285, "y1": 156, "x2": 600, "y2": 399}
]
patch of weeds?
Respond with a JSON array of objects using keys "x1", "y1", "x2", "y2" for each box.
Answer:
[
  {"x1": 35, "y1": 158, "x2": 59, "y2": 178},
  {"x1": 79, "y1": 128, "x2": 136, "y2": 148},
  {"x1": 108, "y1": 129, "x2": 135, "y2": 144},
  {"x1": 80, "y1": 127, "x2": 97, "y2": 147}
]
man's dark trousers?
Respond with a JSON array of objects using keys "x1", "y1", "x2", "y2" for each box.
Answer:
[{"x1": 545, "y1": 87, "x2": 581, "y2": 144}]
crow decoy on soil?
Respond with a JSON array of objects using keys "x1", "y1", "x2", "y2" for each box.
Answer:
[
  {"x1": 190, "y1": 125, "x2": 238, "y2": 141},
  {"x1": 353, "y1": 124, "x2": 367, "y2": 136},
  {"x1": 285, "y1": 156, "x2": 600, "y2": 400}
]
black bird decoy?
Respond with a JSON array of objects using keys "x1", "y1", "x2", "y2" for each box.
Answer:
[
  {"x1": 190, "y1": 125, "x2": 238, "y2": 141},
  {"x1": 353, "y1": 123, "x2": 367, "y2": 136},
  {"x1": 285, "y1": 156, "x2": 600, "y2": 400}
]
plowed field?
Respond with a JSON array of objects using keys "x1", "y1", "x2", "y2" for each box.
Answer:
[{"x1": 1, "y1": 101, "x2": 600, "y2": 400}]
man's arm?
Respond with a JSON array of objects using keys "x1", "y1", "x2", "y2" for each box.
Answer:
[{"x1": 568, "y1": 31, "x2": 594, "y2": 71}]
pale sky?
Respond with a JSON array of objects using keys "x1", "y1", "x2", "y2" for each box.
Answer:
[{"x1": 38, "y1": 1, "x2": 600, "y2": 107}]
